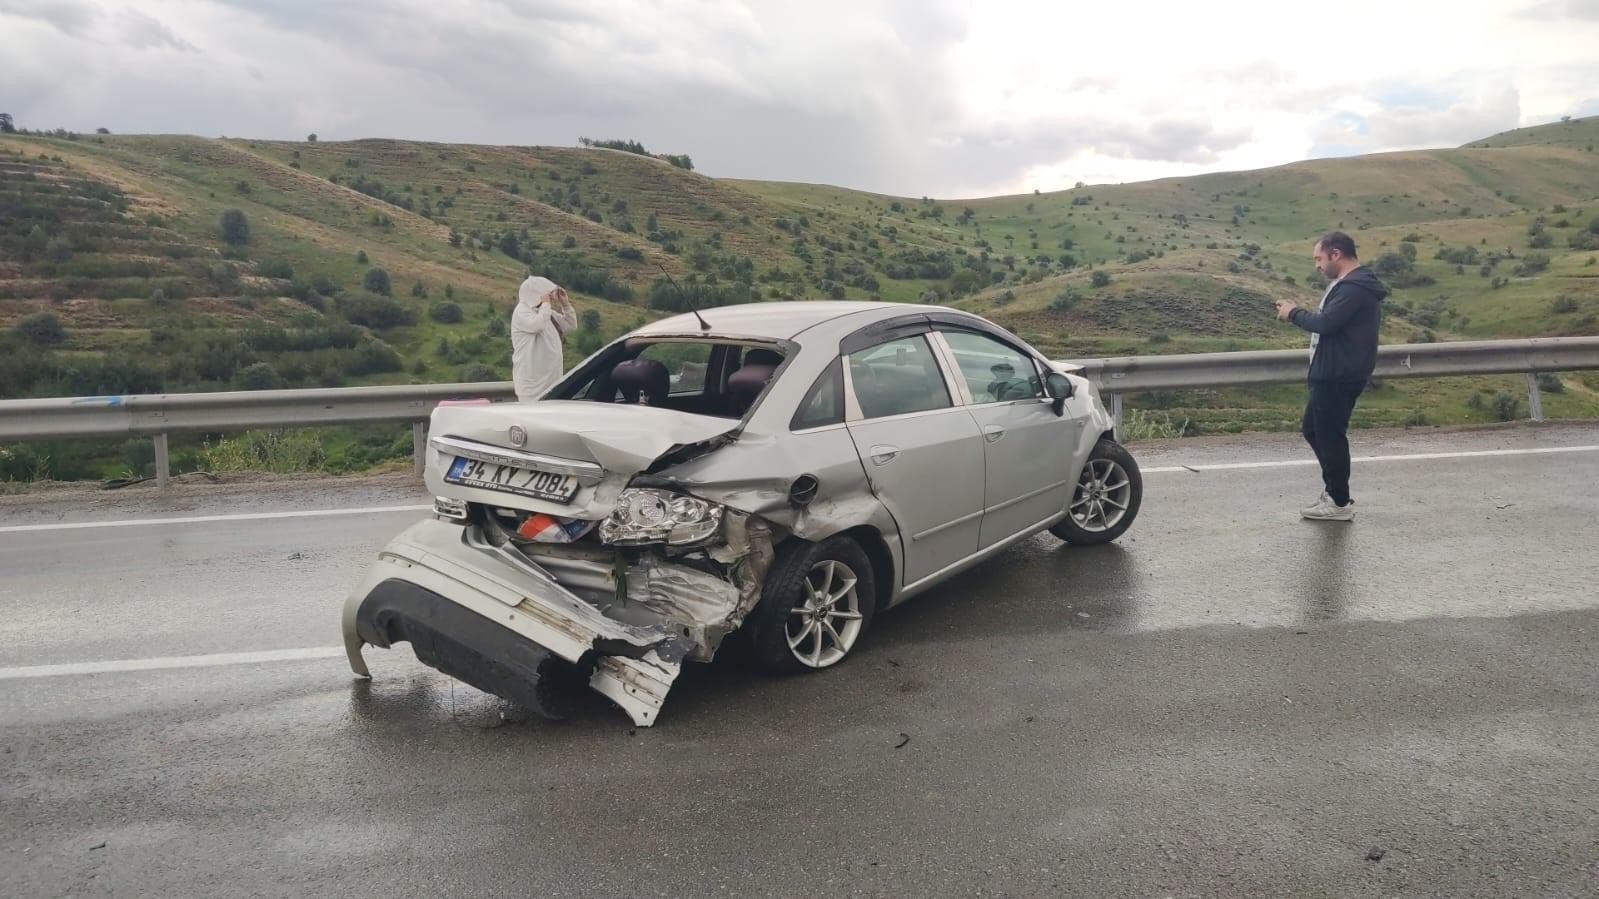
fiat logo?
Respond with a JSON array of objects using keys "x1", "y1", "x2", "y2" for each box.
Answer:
[{"x1": 508, "y1": 425, "x2": 527, "y2": 447}]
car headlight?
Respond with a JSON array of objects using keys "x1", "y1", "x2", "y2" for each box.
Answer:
[{"x1": 600, "y1": 488, "x2": 723, "y2": 546}]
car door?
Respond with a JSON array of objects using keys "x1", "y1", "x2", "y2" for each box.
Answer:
[
  {"x1": 935, "y1": 328, "x2": 1080, "y2": 549},
  {"x1": 843, "y1": 333, "x2": 986, "y2": 587}
]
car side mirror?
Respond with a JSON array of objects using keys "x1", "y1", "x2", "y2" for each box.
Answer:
[{"x1": 1044, "y1": 372, "x2": 1073, "y2": 416}]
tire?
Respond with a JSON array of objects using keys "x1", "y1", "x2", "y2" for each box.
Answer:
[
  {"x1": 748, "y1": 536, "x2": 876, "y2": 674},
  {"x1": 1050, "y1": 438, "x2": 1142, "y2": 545}
]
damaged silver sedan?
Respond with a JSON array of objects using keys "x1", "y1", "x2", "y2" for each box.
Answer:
[{"x1": 342, "y1": 302, "x2": 1141, "y2": 725}]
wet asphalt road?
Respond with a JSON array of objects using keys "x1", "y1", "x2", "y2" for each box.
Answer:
[{"x1": 2, "y1": 423, "x2": 1597, "y2": 898}]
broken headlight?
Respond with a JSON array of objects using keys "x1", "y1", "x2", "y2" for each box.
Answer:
[{"x1": 600, "y1": 488, "x2": 723, "y2": 546}]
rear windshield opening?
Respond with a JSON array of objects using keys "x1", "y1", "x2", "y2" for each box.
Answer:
[{"x1": 564, "y1": 340, "x2": 786, "y2": 419}]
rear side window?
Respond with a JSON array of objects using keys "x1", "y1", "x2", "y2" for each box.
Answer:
[
  {"x1": 847, "y1": 335, "x2": 952, "y2": 419},
  {"x1": 792, "y1": 357, "x2": 845, "y2": 430}
]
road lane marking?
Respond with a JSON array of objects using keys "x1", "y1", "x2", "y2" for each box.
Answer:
[
  {"x1": 0, "y1": 504, "x2": 431, "y2": 535},
  {"x1": 1141, "y1": 444, "x2": 1599, "y2": 474},
  {"x1": 0, "y1": 647, "x2": 346, "y2": 680},
  {"x1": 1, "y1": 445, "x2": 1596, "y2": 534}
]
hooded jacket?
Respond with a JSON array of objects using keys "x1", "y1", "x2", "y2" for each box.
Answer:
[
  {"x1": 1289, "y1": 265, "x2": 1389, "y2": 382},
  {"x1": 511, "y1": 276, "x2": 579, "y2": 401}
]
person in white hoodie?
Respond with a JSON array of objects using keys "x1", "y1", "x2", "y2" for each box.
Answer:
[{"x1": 510, "y1": 275, "x2": 578, "y2": 401}]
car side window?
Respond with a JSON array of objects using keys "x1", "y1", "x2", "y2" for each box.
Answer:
[
  {"x1": 637, "y1": 343, "x2": 713, "y2": 395},
  {"x1": 792, "y1": 357, "x2": 844, "y2": 430},
  {"x1": 940, "y1": 330, "x2": 1044, "y2": 404},
  {"x1": 847, "y1": 335, "x2": 952, "y2": 420}
]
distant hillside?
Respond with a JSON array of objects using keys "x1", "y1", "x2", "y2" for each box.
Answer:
[{"x1": 3, "y1": 116, "x2": 1598, "y2": 478}]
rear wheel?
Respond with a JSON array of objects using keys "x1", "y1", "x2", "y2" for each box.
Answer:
[
  {"x1": 1050, "y1": 439, "x2": 1142, "y2": 545},
  {"x1": 748, "y1": 536, "x2": 876, "y2": 673}
]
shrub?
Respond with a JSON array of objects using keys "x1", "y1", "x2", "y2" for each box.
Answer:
[
  {"x1": 220, "y1": 209, "x2": 250, "y2": 245},
  {"x1": 45, "y1": 237, "x2": 74, "y2": 263},
  {"x1": 1090, "y1": 270, "x2": 1111, "y2": 288},
  {"x1": 1515, "y1": 253, "x2": 1551, "y2": 276},
  {"x1": 1491, "y1": 391, "x2": 1520, "y2": 421},
  {"x1": 256, "y1": 260, "x2": 294, "y2": 279},
  {"x1": 1048, "y1": 288, "x2": 1080, "y2": 312},
  {"x1": 235, "y1": 362, "x2": 286, "y2": 390},
  {"x1": 1537, "y1": 373, "x2": 1565, "y2": 394},
  {"x1": 362, "y1": 267, "x2": 392, "y2": 295},
  {"x1": 429, "y1": 301, "x2": 463, "y2": 324},
  {"x1": 580, "y1": 309, "x2": 601, "y2": 332},
  {"x1": 1403, "y1": 409, "x2": 1427, "y2": 427},
  {"x1": 1552, "y1": 296, "x2": 1579, "y2": 314},
  {"x1": 457, "y1": 363, "x2": 500, "y2": 382},
  {"x1": 339, "y1": 295, "x2": 415, "y2": 329},
  {"x1": 16, "y1": 312, "x2": 66, "y2": 345}
]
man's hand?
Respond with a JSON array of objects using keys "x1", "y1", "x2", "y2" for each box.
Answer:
[{"x1": 1275, "y1": 299, "x2": 1298, "y2": 321}]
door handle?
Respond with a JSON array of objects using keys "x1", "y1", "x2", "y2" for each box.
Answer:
[
  {"x1": 983, "y1": 425, "x2": 1005, "y2": 443},
  {"x1": 869, "y1": 444, "x2": 899, "y2": 466}
]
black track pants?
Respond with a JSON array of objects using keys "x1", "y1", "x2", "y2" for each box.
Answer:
[{"x1": 1300, "y1": 379, "x2": 1366, "y2": 507}]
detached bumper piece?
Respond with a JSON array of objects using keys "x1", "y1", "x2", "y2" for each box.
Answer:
[
  {"x1": 343, "y1": 519, "x2": 688, "y2": 727},
  {"x1": 354, "y1": 579, "x2": 585, "y2": 720}
]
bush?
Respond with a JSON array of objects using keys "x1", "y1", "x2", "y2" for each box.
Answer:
[
  {"x1": 220, "y1": 209, "x2": 250, "y2": 245},
  {"x1": 256, "y1": 260, "x2": 294, "y2": 279},
  {"x1": 1409, "y1": 328, "x2": 1436, "y2": 343},
  {"x1": 1515, "y1": 253, "x2": 1551, "y2": 276},
  {"x1": 580, "y1": 309, "x2": 602, "y2": 332},
  {"x1": 457, "y1": 363, "x2": 500, "y2": 382},
  {"x1": 15, "y1": 312, "x2": 66, "y2": 345},
  {"x1": 429, "y1": 301, "x2": 464, "y2": 324},
  {"x1": 1403, "y1": 409, "x2": 1427, "y2": 427},
  {"x1": 45, "y1": 237, "x2": 74, "y2": 263},
  {"x1": 363, "y1": 267, "x2": 392, "y2": 295},
  {"x1": 1090, "y1": 270, "x2": 1111, "y2": 288},
  {"x1": 235, "y1": 362, "x2": 286, "y2": 390},
  {"x1": 1537, "y1": 373, "x2": 1565, "y2": 394},
  {"x1": 1552, "y1": 296, "x2": 1579, "y2": 314},
  {"x1": 1492, "y1": 391, "x2": 1520, "y2": 421},
  {"x1": 1048, "y1": 288, "x2": 1080, "y2": 312},
  {"x1": 339, "y1": 295, "x2": 415, "y2": 329}
]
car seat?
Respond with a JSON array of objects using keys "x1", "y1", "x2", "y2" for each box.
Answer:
[
  {"x1": 610, "y1": 358, "x2": 669, "y2": 405},
  {"x1": 727, "y1": 349, "x2": 783, "y2": 414}
]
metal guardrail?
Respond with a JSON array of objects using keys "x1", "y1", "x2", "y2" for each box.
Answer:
[{"x1": 2, "y1": 337, "x2": 1597, "y2": 487}]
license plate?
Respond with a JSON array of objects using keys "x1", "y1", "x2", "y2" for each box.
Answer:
[{"x1": 444, "y1": 456, "x2": 579, "y2": 503}]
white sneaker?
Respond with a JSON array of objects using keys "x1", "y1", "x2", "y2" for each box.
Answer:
[{"x1": 1300, "y1": 495, "x2": 1355, "y2": 521}]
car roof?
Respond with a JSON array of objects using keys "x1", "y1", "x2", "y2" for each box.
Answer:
[{"x1": 630, "y1": 301, "x2": 959, "y2": 342}]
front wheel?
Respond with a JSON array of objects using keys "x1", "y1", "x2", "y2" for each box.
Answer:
[
  {"x1": 1050, "y1": 439, "x2": 1142, "y2": 545},
  {"x1": 747, "y1": 536, "x2": 876, "y2": 674}
]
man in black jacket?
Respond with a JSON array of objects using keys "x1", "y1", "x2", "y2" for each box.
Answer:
[{"x1": 1275, "y1": 231, "x2": 1389, "y2": 521}]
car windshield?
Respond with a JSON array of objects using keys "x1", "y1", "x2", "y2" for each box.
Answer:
[{"x1": 560, "y1": 339, "x2": 786, "y2": 419}]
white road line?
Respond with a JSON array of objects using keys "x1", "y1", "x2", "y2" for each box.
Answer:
[
  {"x1": 0, "y1": 504, "x2": 431, "y2": 535},
  {"x1": 0, "y1": 647, "x2": 346, "y2": 681},
  {"x1": 2, "y1": 445, "x2": 1596, "y2": 534},
  {"x1": 1142, "y1": 444, "x2": 1599, "y2": 474}
]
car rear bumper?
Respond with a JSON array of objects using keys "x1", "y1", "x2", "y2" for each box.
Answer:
[{"x1": 342, "y1": 518, "x2": 687, "y2": 726}]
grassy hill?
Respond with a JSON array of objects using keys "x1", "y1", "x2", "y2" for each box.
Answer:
[{"x1": 3, "y1": 117, "x2": 1598, "y2": 479}]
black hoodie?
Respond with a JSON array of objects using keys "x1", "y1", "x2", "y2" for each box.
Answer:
[{"x1": 1289, "y1": 265, "x2": 1389, "y2": 382}]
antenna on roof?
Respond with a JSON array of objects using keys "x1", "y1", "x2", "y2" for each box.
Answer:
[{"x1": 656, "y1": 263, "x2": 711, "y2": 331}]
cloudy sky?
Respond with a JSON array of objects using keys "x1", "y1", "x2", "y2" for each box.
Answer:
[{"x1": 2, "y1": 0, "x2": 1597, "y2": 198}]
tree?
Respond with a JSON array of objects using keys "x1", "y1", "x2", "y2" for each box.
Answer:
[
  {"x1": 307, "y1": 133, "x2": 317, "y2": 142},
  {"x1": 363, "y1": 267, "x2": 392, "y2": 295},
  {"x1": 429, "y1": 301, "x2": 463, "y2": 324},
  {"x1": 96, "y1": 127, "x2": 110, "y2": 135},
  {"x1": 219, "y1": 209, "x2": 250, "y2": 245},
  {"x1": 0, "y1": 113, "x2": 13, "y2": 133}
]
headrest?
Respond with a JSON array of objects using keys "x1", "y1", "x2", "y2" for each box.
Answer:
[
  {"x1": 742, "y1": 348, "x2": 784, "y2": 368},
  {"x1": 611, "y1": 357, "x2": 669, "y2": 405},
  {"x1": 727, "y1": 363, "x2": 777, "y2": 407}
]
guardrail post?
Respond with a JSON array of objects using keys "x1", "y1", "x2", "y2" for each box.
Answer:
[
  {"x1": 412, "y1": 420, "x2": 427, "y2": 478},
  {"x1": 1110, "y1": 393, "x2": 1123, "y2": 437},
  {"x1": 1525, "y1": 372, "x2": 1544, "y2": 422},
  {"x1": 153, "y1": 433, "x2": 170, "y2": 488}
]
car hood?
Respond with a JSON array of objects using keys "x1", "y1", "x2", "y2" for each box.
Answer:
[{"x1": 426, "y1": 401, "x2": 740, "y2": 519}]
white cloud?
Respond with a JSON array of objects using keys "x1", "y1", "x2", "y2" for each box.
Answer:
[{"x1": 0, "y1": 0, "x2": 1595, "y2": 195}]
